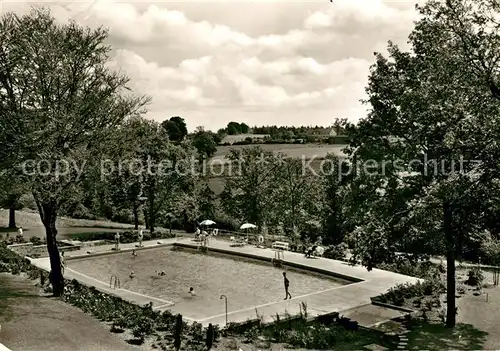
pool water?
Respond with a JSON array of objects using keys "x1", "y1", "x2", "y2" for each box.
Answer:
[{"x1": 67, "y1": 247, "x2": 350, "y2": 319}]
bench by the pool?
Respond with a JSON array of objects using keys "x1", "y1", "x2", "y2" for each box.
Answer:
[{"x1": 272, "y1": 241, "x2": 289, "y2": 251}]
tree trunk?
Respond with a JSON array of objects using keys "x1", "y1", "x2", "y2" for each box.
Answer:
[
  {"x1": 132, "y1": 200, "x2": 139, "y2": 230},
  {"x1": 148, "y1": 183, "x2": 155, "y2": 234},
  {"x1": 444, "y1": 202, "x2": 456, "y2": 328},
  {"x1": 35, "y1": 197, "x2": 64, "y2": 296},
  {"x1": 183, "y1": 211, "x2": 189, "y2": 232},
  {"x1": 8, "y1": 203, "x2": 16, "y2": 228},
  {"x1": 144, "y1": 208, "x2": 149, "y2": 229}
]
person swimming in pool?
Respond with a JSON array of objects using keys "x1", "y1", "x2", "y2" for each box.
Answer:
[
  {"x1": 129, "y1": 271, "x2": 135, "y2": 279},
  {"x1": 189, "y1": 287, "x2": 196, "y2": 296}
]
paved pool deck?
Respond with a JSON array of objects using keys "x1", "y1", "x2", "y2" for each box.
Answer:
[{"x1": 27, "y1": 238, "x2": 420, "y2": 327}]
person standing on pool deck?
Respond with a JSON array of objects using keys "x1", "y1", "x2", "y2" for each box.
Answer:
[
  {"x1": 115, "y1": 232, "x2": 120, "y2": 250},
  {"x1": 283, "y1": 272, "x2": 292, "y2": 300},
  {"x1": 138, "y1": 229, "x2": 143, "y2": 247},
  {"x1": 60, "y1": 251, "x2": 65, "y2": 275}
]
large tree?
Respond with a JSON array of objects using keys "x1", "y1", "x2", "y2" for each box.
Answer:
[
  {"x1": 221, "y1": 147, "x2": 279, "y2": 227},
  {"x1": 272, "y1": 157, "x2": 323, "y2": 237},
  {"x1": 192, "y1": 126, "x2": 217, "y2": 161},
  {"x1": 0, "y1": 9, "x2": 149, "y2": 295},
  {"x1": 161, "y1": 116, "x2": 188, "y2": 142},
  {"x1": 345, "y1": 0, "x2": 500, "y2": 328}
]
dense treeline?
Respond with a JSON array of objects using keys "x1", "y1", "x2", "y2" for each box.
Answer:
[{"x1": 216, "y1": 119, "x2": 348, "y2": 145}]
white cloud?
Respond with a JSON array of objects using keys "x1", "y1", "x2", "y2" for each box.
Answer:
[
  {"x1": 3, "y1": 0, "x2": 418, "y2": 130},
  {"x1": 304, "y1": 11, "x2": 332, "y2": 30}
]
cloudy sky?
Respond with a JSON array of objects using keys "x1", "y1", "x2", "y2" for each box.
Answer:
[{"x1": 3, "y1": 0, "x2": 420, "y2": 131}]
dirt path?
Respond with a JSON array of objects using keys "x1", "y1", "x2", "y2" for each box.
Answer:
[{"x1": 0, "y1": 273, "x2": 138, "y2": 351}]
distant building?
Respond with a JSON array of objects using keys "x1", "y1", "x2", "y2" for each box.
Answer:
[{"x1": 329, "y1": 129, "x2": 337, "y2": 137}]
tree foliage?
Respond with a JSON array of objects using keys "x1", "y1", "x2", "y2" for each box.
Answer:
[
  {"x1": 192, "y1": 126, "x2": 218, "y2": 160},
  {"x1": 161, "y1": 116, "x2": 188, "y2": 142},
  {"x1": 0, "y1": 9, "x2": 150, "y2": 295},
  {"x1": 344, "y1": 0, "x2": 500, "y2": 327}
]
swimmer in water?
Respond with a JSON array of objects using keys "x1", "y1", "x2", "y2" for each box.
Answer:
[
  {"x1": 132, "y1": 250, "x2": 137, "y2": 257},
  {"x1": 189, "y1": 287, "x2": 195, "y2": 296},
  {"x1": 129, "y1": 271, "x2": 135, "y2": 279},
  {"x1": 155, "y1": 270, "x2": 165, "y2": 276}
]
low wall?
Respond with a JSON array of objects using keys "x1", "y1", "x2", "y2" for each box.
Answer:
[
  {"x1": 8, "y1": 242, "x2": 81, "y2": 258},
  {"x1": 8, "y1": 243, "x2": 39, "y2": 257}
]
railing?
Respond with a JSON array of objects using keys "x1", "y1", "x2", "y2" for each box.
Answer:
[
  {"x1": 110, "y1": 275, "x2": 120, "y2": 289},
  {"x1": 198, "y1": 236, "x2": 209, "y2": 251}
]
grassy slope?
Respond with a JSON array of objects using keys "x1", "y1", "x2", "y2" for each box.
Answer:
[{"x1": 0, "y1": 209, "x2": 135, "y2": 229}]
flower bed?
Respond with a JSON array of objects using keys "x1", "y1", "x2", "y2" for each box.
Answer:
[
  {"x1": 372, "y1": 280, "x2": 445, "y2": 308},
  {"x1": 62, "y1": 279, "x2": 220, "y2": 350},
  {"x1": 226, "y1": 307, "x2": 397, "y2": 350}
]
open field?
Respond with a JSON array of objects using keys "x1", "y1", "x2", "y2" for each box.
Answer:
[
  {"x1": 207, "y1": 143, "x2": 346, "y2": 194},
  {"x1": 220, "y1": 133, "x2": 269, "y2": 144},
  {"x1": 210, "y1": 143, "x2": 346, "y2": 164}
]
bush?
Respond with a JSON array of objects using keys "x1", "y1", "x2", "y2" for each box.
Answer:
[
  {"x1": 466, "y1": 268, "x2": 484, "y2": 286},
  {"x1": 263, "y1": 317, "x2": 359, "y2": 349},
  {"x1": 243, "y1": 326, "x2": 259, "y2": 343},
  {"x1": 30, "y1": 236, "x2": 43, "y2": 246},
  {"x1": 374, "y1": 279, "x2": 445, "y2": 306},
  {"x1": 132, "y1": 316, "x2": 156, "y2": 343},
  {"x1": 14, "y1": 235, "x2": 26, "y2": 243},
  {"x1": 323, "y1": 243, "x2": 348, "y2": 260},
  {"x1": 0, "y1": 241, "x2": 33, "y2": 273},
  {"x1": 378, "y1": 258, "x2": 436, "y2": 279}
]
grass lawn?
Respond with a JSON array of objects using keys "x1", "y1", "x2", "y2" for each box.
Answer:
[
  {"x1": 0, "y1": 273, "x2": 137, "y2": 351},
  {"x1": 405, "y1": 322, "x2": 488, "y2": 350},
  {"x1": 0, "y1": 275, "x2": 38, "y2": 322},
  {"x1": 334, "y1": 329, "x2": 396, "y2": 350}
]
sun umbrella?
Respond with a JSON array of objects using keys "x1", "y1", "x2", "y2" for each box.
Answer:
[
  {"x1": 240, "y1": 223, "x2": 257, "y2": 230},
  {"x1": 200, "y1": 219, "x2": 216, "y2": 226}
]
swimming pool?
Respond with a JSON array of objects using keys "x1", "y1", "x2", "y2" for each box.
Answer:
[{"x1": 67, "y1": 246, "x2": 351, "y2": 320}]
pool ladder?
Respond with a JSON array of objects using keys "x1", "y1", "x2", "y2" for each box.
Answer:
[
  {"x1": 198, "y1": 236, "x2": 209, "y2": 251},
  {"x1": 110, "y1": 275, "x2": 121, "y2": 289},
  {"x1": 272, "y1": 250, "x2": 284, "y2": 267}
]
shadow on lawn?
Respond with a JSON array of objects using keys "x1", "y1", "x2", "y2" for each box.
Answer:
[
  {"x1": 0, "y1": 275, "x2": 40, "y2": 321},
  {"x1": 407, "y1": 322, "x2": 488, "y2": 350}
]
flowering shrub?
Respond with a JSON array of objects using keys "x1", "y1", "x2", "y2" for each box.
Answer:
[
  {"x1": 373, "y1": 280, "x2": 445, "y2": 307},
  {"x1": 0, "y1": 241, "x2": 33, "y2": 273}
]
